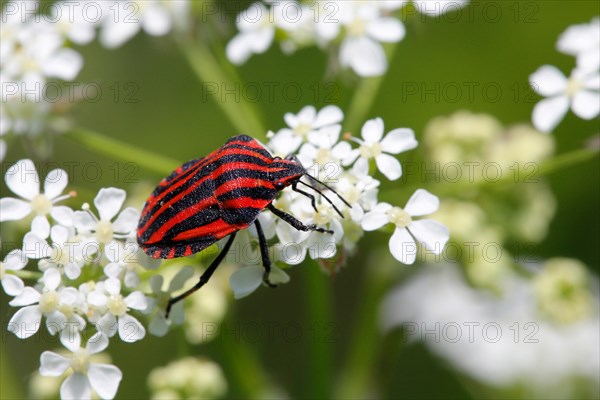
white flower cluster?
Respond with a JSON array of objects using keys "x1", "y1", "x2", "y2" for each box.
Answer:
[
  {"x1": 227, "y1": 105, "x2": 449, "y2": 298},
  {"x1": 1, "y1": 107, "x2": 450, "y2": 398},
  {"x1": 0, "y1": 159, "x2": 173, "y2": 399},
  {"x1": 0, "y1": 0, "x2": 190, "y2": 160},
  {"x1": 226, "y1": 0, "x2": 469, "y2": 77},
  {"x1": 529, "y1": 17, "x2": 600, "y2": 132}
]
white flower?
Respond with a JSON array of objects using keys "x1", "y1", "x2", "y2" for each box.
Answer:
[
  {"x1": 50, "y1": 1, "x2": 97, "y2": 45},
  {"x1": 362, "y1": 189, "x2": 449, "y2": 264},
  {"x1": 346, "y1": 118, "x2": 418, "y2": 180},
  {"x1": 530, "y1": 65, "x2": 600, "y2": 132},
  {"x1": 1, "y1": 249, "x2": 27, "y2": 296},
  {"x1": 8, "y1": 269, "x2": 85, "y2": 341},
  {"x1": 23, "y1": 220, "x2": 85, "y2": 280},
  {"x1": 1, "y1": 20, "x2": 83, "y2": 85},
  {"x1": 88, "y1": 278, "x2": 148, "y2": 342},
  {"x1": 104, "y1": 240, "x2": 159, "y2": 288},
  {"x1": 226, "y1": 2, "x2": 275, "y2": 64},
  {"x1": 99, "y1": 0, "x2": 190, "y2": 48},
  {"x1": 338, "y1": 3, "x2": 405, "y2": 76},
  {"x1": 557, "y1": 17, "x2": 600, "y2": 72},
  {"x1": 268, "y1": 105, "x2": 344, "y2": 156},
  {"x1": 412, "y1": 0, "x2": 470, "y2": 16},
  {"x1": 39, "y1": 332, "x2": 123, "y2": 400},
  {"x1": 0, "y1": 159, "x2": 73, "y2": 224},
  {"x1": 74, "y1": 188, "x2": 140, "y2": 245},
  {"x1": 147, "y1": 266, "x2": 194, "y2": 336}
]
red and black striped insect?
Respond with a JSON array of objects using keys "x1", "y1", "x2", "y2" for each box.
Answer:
[{"x1": 137, "y1": 134, "x2": 350, "y2": 316}]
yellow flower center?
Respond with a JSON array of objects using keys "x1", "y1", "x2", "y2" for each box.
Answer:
[
  {"x1": 70, "y1": 349, "x2": 90, "y2": 373},
  {"x1": 95, "y1": 220, "x2": 114, "y2": 244},
  {"x1": 566, "y1": 77, "x2": 583, "y2": 97},
  {"x1": 314, "y1": 204, "x2": 334, "y2": 225},
  {"x1": 107, "y1": 294, "x2": 127, "y2": 316},
  {"x1": 50, "y1": 245, "x2": 71, "y2": 266},
  {"x1": 359, "y1": 142, "x2": 382, "y2": 159},
  {"x1": 293, "y1": 123, "x2": 312, "y2": 138},
  {"x1": 347, "y1": 18, "x2": 367, "y2": 37},
  {"x1": 58, "y1": 303, "x2": 74, "y2": 319},
  {"x1": 31, "y1": 194, "x2": 53, "y2": 215},
  {"x1": 386, "y1": 207, "x2": 412, "y2": 228},
  {"x1": 38, "y1": 290, "x2": 60, "y2": 313},
  {"x1": 315, "y1": 148, "x2": 331, "y2": 165}
]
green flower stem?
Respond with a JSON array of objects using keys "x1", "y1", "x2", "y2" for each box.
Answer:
[
  {"x1": 10, "y1": 270, "x2": 42, "y2": 280},
  {"x1": 304, "y1": 260, "x2": 334, "y2": 399},
  {"x1": 220, "y1": 318, "x2": 274, "y2": 398},
  {"x1": 176, "y1": 39, "x2": 266, "y2": 137},
  {"x1": 335, "y1": 253, "x2": 399, "y2": 399},
  {"x1": 343, "y1": 44, "x2": 398, "y2": 135},
  {"x1": 64, "y1": 128, "x2": 179, "y2": 176}
]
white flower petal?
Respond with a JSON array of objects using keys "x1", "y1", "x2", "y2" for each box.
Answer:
[
  {"x1": 168, "y1": 266, "x2": 194, "y2": 293},
  {"x1": 307, "y1": 233, "x2": 337, "y2": 260},
  {"x1": 532, "y1": 96, "x2": 570, "y2": 132},
  {"x1": 313, "y1": 105, "x2": 344, "y2": 129},
  {"x1": 5, "y1": 249, "x2": 27, "y2": 270},
  {"x1": 87, "y1": 291, "x2": 107, "y2": 308},
  {"x1": 104, "y1": 263, "x2": 122, "y2": 278},
  {"x1": 366, "y1": 17, "x2": 405, "y2": 42},
  {"x1": 64, "y1": 263, "x2": 82, "y2": 280},
  {"x1": 50, "y1": 206, "x2": 74, "y2": 226},
  {"x1": 340, "y1": 37, "x2": 387, "y2": 77},
  {"x1": 32, "y1": 216, "x2": 51, "y2": 239},
  {"x1": 86, "y1": 332, "x2": 109, "y2": 354},
  {"x1": 23, "y1": 232, "x2": 50, "y2": 259},
  {"x1": 408, "y1": 219, "x2": 450, "y2": 254},
  {"x1": 88, "y1": 364, "x2": 123, "y2": 400},
  {"x1": 97, "y1": 313, "x2": 117, "y2": 337},
  {"x1": 268, "y1": 266, "x2": 290, "y2": 285},
  {"x1": 230, "y1": 266, "x2": 263, "y2": 299},
  {"x1": 404, "y1": 189, "x2": 440, "y2": 217},
  {"x1": 375, "y1": 153, "x2": 402, "y2": 180},
  {"x1": 5, "y1": 159, "x2": 40, "y2": 200},
  {"x1": 124, "y1": 291, "x2": 148, "y2": 311},
  {"x1": 572, "y1": 90, "x2": 600, "y2": 119},
  {"x1": 529, "y1": 65, "x2": 567, "y2": 96},
  {"x1": 46, "y1": 310, "x2": 67, "y2": 335},
  {"x1": 39, "y1": 351, "x2": 70, "y2": 376},
  {"x1": 142, "y1": 4, "x2": 172, "y2": 36},
  {"x1": 8, "y1": 305, "x2": 42, "y2": 338},
  {"x1": 124, "y1": 270, "x2": 140, "y2": 288},
  {"x1": 60, "y1": 329, "x2": 82, "y2": 352},
  {"x1": 361, "y1": 118, "x2": 385, "y2": 143},
  {"x1": 44, "y1": 169, "x2": 68, "y2": 200},
  {"x1": 226, "y1": 33, "x2": 254, "y2": 64},
  {"x1": 0, "y1": 197, "x2": 31, "y2": 221},
  {"x1": 380, "y1": 128, "x2": 418, "y2": 154},
  {"x1": 73, "y1": 211, "x2": 96, "y2": 232},
  {"x1": 94, "y1": 188, "x2": 126, "y2": 221},
  {"x1": 50, "y1": 225, "x2": 69, "y2": 245},
  {"x1": 118, "y1": 314, "x2": 146, "y2": 342},
  {"x1": 43, "y1": 268, "x2": 61, "y2": 290},
  {"x1": 100, "y1": 19, "x2": 140, "y2": 48},
  {"x1": 389, "y1": 227, "x2": 417, "y2": 265},
  {"x1": 9, "y1": 287, "x2": 41, "y2": 306},
  {"x1": 2, "y1": 274, "x2": 25, "y2": 296},
  {"x1": 104, "y1": 278, "x2": 121, "y2": 296},
  {"x1": 112, "y1": 207, "x2": 139, "y2": 234},
  {"x1": 60, "y1": 372, "x2": 91, "y2": 400},
  {"x1": 43, "y1": 48, "x2": 83, "y2": 81},
  {"x1": 362, "y1": 209, "x2": 390, "y2": 231},
  {"x1": 149, "y1": 314, "x2": 169, "y2": 337}
]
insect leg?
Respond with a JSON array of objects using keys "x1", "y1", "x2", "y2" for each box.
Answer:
[
  {"x1": 267, "y1": 204, "x2": 334, "y2": 235},
  {"x1": 166, "y1": 232, "x2": 237, "y2": 318},
  {"x1": 254, "y1": 219, "x2": 277, "y2": 288},
  {"x1": 292, "y1": 182, "x2": 318, "y2": 213}
]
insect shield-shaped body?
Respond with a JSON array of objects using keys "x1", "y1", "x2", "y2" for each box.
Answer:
[{"x1": 137, "y1": 135, "x2": 349, "y2": 315}]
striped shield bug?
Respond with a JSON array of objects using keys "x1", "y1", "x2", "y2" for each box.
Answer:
[{"x1": 137, "y1": 134, "x2": 350, "y2": 316}]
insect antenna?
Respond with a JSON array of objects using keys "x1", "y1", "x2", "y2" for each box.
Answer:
[{"x1": 298, "y1": 176, "x2": 351, "y2": 218}]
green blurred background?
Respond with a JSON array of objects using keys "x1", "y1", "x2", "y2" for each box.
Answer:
[{"x1": 1, "y1": 1, "x2": 599, "y2": 398}]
